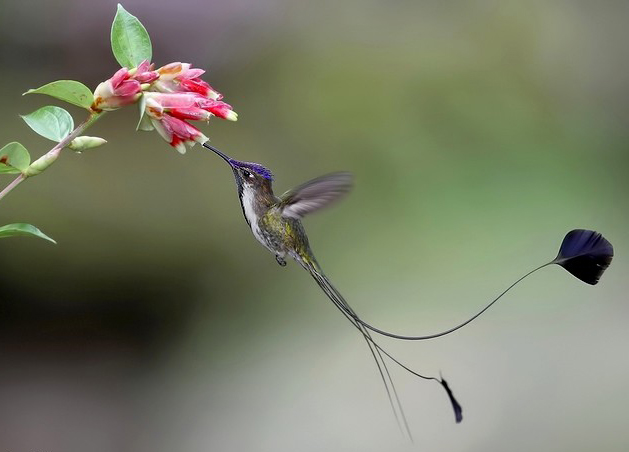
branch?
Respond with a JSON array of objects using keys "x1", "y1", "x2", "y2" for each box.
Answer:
[{"x1": 0, "y1": 111, "x2": 104, "y2": 203}]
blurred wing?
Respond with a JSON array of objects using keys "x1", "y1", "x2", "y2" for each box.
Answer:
[{"x1": 279, "y1": 172, "x2": 353, "y2": 219}]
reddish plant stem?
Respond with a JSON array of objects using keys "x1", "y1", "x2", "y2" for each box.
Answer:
[{"x1": 0, "y1": 174, "x2": 26, "y2": 201}]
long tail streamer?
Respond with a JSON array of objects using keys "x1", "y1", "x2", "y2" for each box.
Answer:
[{"x1": 301, "y1": 229, "x2": 612, "y2": 437}]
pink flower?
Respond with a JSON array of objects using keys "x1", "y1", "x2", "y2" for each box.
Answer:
[
  {"x1": 153, "y1": 62, "x2": 222, "y2": 100},
  {"x1": 140, "y1": 91, "x2": 237, "y2": 153},
  {"x1": 131, "y1": 60, "x2": 160, "y2": 84},
  {"x1": 169, "y1": 108, "x2": 213, "y2": 121},
  {"x1": 195, "y1": 98, "x2": 238, "y2": 121},
  {"x1": 149, "y1": 113, "x2": 208, "y2": 155},
  {"x1": 93, "y1": 60, "x2": 237, "y2": 152},
  {"x1": 143, "y1": 92, "x2": 237, "y2": 121},
  {"x1": 92, "y1": 68, "x2": 142, "y2": 111}
]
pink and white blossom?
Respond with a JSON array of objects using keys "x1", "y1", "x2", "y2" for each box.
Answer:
[
  {"x1": 92, "y1": 68, "x2": 142, "y2": 111},
  {"x1": 149, "y1": 113, "x2": 208, "y2": 155},
  {"x1": 93, "y1": 60, "x2": 237, "y2": 152},
  {"x1": 152, "y1": 62, "x2": 222, "y2": 100},
  {"x1": 131, "y1": 60, "x2": 160, "y2": 84},
  {"x1": 143, "y1": 92, "x2": 237, "y2": 121}
]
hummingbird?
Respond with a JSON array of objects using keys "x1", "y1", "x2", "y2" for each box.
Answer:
[
  {"x1": 202, "y1": 142, "x2": 614, "y2": 440},
  {"x1": 202, "y1": 142, "x2": 462, "y2": 439}
]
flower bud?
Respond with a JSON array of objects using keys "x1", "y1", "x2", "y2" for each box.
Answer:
[
  {"x1": 92, "y1": 68, "x2": 142, "y2": 111},
  {"x1": 24, "y1": 152, "x2": 59, "y2": 177},
  {"x1": 130, "y1": 60, "x2": 159, "y2": 83},
  {"x1": 68, "y1": 136, "x2": 108, "y2": 152},
  {"x1": 150, "y1": 113, "x2": 208, "y2": 154},
  {"x1": 196, "y1": 98, "x2": 238, "y2": 121}
]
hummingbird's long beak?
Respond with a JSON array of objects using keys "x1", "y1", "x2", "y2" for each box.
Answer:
[{"x1": 203, "y1": 142, "x2": 233, "y2": 166}]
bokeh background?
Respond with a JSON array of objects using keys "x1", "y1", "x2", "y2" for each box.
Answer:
[{"x1": 0, "y1": 0, "x2": 627, "y2": 450}]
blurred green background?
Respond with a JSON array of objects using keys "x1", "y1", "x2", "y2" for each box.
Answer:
[{"x1": 0, "y1": 0, "x2": 627, "y2": 451}]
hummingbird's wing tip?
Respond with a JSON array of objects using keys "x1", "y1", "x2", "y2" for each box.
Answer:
[{"x1": 279, "y1": 172, "x2": 354, "y2": 219}]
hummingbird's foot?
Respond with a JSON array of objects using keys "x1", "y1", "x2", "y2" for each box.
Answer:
[{"x1": 276, "y1": 255, "x2": 287, "y2": 267}]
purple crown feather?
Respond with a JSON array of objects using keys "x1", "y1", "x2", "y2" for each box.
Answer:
[{"x1": 230, "y1": 159, "x2": 274, "y2": 181}]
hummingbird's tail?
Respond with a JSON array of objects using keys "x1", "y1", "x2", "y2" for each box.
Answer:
[
  {"x1": 304, "y1": 261, "x2": 413, "y2": 440},
  {"x1": 343, "y1": 229, "x2": 613, "y2": 342},
  {"x1": 300, "y1": 258, "x2": 463, "y2": 435}
]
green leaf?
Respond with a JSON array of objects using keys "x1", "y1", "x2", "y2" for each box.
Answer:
[
  {"x1": 0, "y1": 142, "x2": 31, "y2": 174},
  {"x1": 24, "y1": 80, "x2": 94, "y2": 110},
  {"x1": 137, "y1": 114, "x2": 154, "y2": 131},
  {"x1": 136, "y1": 94, "x2": 154, "y2": 131},
  {"x1": 0, "y1": 223, "x2": 56, "y2": 244},
  {"x1": 21, "y1": 106, "x2": 74, "y2": 142},
  {"x1": 111, "y1": 4, "x2": 152, "y2": 68}
]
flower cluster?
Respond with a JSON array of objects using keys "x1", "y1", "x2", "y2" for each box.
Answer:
[{"x1": 92, "y1": 61, "x2": 237, "y2": 153}]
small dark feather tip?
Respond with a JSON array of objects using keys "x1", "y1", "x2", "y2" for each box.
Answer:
[
  {"x1": 440, "y1": 378, "x2": 463, "y2": 423},
  {"x1": 554, "y1": 229, "x2": 613, "y2": 285}
]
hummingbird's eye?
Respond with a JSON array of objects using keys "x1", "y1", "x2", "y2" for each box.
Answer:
[{"x1": 242, "y1": 170, "x2": 252, "y2": 178}]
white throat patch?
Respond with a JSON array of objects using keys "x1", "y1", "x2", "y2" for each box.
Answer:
[{"x1": 241, "y1": 187, "x2": 265, "y2": 246}]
